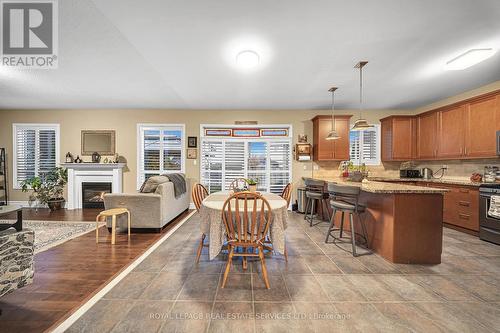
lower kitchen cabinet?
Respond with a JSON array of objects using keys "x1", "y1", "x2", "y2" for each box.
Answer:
[{"x1": 423, "y1": 183, "x2": 479, "y2": 231}]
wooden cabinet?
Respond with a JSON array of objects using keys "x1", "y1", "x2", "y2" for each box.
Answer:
[
  {"x1": 312, "y1": 115, "x2": 352, "y2": 161},
  {"x1": 417, "y1": 111, "x2": 438, "y2": 159},
  {"x1": 382, "y1": 90, "x2": 500, "y2": 161},
  {"x1": 422, "y1": 183, "x2": 479, "y2": 232},
  {"x1": 464, "y1": 93, "x2": 500, "y2": 158},
  {"x1": 380, "y1": 116, "x2": 416, "y2": 161},
  {"x1": 437, "y1": 105, "x2": 465, "y2": 158}
]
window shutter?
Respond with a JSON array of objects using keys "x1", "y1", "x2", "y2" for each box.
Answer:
[
  {"x1": 38, "y1": 129, "x2": 57, "y2": 178},
  {"x1": 201, "y1": 140, "x2": 223, "y2": 193},
  {"x1": 224, "y1": 141, "x2": 245, "y2": 190},
  {"x1": 269, "y1": 141, "x2": 291, "y2": 194},
  {"x1": 15, "y1": 129, "x2": 36, "y2": 185},
  {"x1": 14, "y1": 124, "x2": 59, "y2": 188},
  {"x1": 137, "y1": 125, "x2": 185, "y2": 188},
  {"x1": 349, "y1": 125, "x2": 380, "y2": 166}
]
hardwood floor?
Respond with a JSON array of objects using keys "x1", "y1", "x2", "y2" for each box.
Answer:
[{"x1": 0, "y1": 208, "x2": 192, "y2": 333}]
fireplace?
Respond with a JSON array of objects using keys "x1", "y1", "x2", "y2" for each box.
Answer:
[{"x1": 81, "y1": 182, "x2": 112, "y2": 209}]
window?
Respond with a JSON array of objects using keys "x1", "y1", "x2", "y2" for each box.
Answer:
[
  {"x1": 13, "y1": 124, "x2": 60, "y2": 188},
  {"x1": 200, "y1": 125, "x2": 292, "y2": 194},
  {"x1": 349, "y1": 124, "x2": 381, "y2": 165},
  {"x1": 137, "y1": 124, "x2": 185, "y2": 188}
]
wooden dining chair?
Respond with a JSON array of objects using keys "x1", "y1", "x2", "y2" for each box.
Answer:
[
  {"x1": 221, "y1": 191, "x2": 272, "y2": 289},
  {"x1": 192, "y1": 183, "x2": 209, "y2": 263},
  {"x1": 279, "y1": 182, "x2": 292, "y2": 261},
  {"x1": 280, "y1": 183, "x2": 293, "y2": 207},
  {"x1": 229, "y1": 178, "x2": 248, "y2": 191}
]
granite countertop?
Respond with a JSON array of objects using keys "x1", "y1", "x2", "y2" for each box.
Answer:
[
  {"x1": 322, "y1": 178, "x2": 448, "y2": 194},
  {"x1": 367, "y1": 177, "x2": 484, "y2": 187}
]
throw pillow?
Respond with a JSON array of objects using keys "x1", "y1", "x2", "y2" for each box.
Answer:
[{"x1": 140, "y1": 175, "x2": 170, "y2": 193}]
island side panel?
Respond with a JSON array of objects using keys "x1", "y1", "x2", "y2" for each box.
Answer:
[{"x1": 393, "y1": 193, "x2": 443, "y2": 264}]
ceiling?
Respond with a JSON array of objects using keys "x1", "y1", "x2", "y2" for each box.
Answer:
[{"x1": 1, "y1": 0, "x2": 499, "y2": 110}]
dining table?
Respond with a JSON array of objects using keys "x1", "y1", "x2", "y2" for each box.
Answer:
[{"x1": 199, "y1": 190, "x2": 289, "y2": 260}]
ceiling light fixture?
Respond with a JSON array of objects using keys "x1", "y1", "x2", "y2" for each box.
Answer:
[
  {"x1": 236, "y1": 50, "x2": 260, "y2": 70},
  {"x1": 445, "y1": 48, "x2": 496, "y2": 70},
  {"x1": 326, "y1": 87, "x2": 340, "y2": 140},
  {"x1": 352, "y1": 61, "x2": 373, "y2": 131}
]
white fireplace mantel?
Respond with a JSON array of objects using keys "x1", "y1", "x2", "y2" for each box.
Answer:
[{"x1": 62, "y1": 163, "x2": 126, "y2": 210}]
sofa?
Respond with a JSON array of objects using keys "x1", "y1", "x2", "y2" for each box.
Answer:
[
  {"x1": 104, "y1": 180, "x2": 190, "y2": 232},
  {"x1": 0, "y1": 229, "x2": 35, "y2": 298}
]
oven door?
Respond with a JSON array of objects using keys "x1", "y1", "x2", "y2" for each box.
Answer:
[{"x1": 479, "y1": 193, "x2": 500, "y2": 244}]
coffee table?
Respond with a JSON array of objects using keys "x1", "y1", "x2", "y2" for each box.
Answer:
[{"x1": 0, "y1": 205, "x2": 23, "y2": 232}]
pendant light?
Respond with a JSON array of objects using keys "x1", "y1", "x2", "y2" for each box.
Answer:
[
  {"x1": 325, "y1": 87, "x2": 340, "y2": 140},
  {"x1": 351, "y1": 61, "x2": 373, "y2": 131}
]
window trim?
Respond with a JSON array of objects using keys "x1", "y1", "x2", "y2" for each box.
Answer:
[
  {"x1": 12, "y1": 123, "x2": 60, "y2": 189},
  {"x1": 349, "y1": 124, "x2": 381, "y2": 166},
  {"x1": 199, "y1": 124, "x2": 293, "y2": 193},
  {"x1": 136, "y1": 123, "x2": 186, "y2": 189}
]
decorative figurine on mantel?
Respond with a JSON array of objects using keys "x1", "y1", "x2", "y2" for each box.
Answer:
[
  {"x1": 114, "y1": 153, "x2": 120, "y2": 163},
  {"x1": 65, "y1": 152, "x2": 74, "y2": 163},
  {"x1": 74, "y1": 155, "x2": 82, "y2": 163},
  {"x1": 91, "y1": 152, "x2": 101, "y2": 163}
]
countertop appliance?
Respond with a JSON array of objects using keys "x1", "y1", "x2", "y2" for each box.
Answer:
[
  {"x1": 484, "y1": 165, "x2": 499, "y2": 183},
  {"x1": 479, "y1": 183, "x2": 500, "y2": 245},
  {"x1": 421, "y1": 167, "x2": 433, "y2": 179},
  {"x1": 400, "y1": 169, "x2": 422, "y2": 178}
]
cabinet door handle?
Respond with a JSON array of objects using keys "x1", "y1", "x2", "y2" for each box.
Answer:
[
  {"x1": 459, "y1": 201, "x2": 470, "y2": 207},
  {"x1": 459, "y1": 213, "x2": 470, "y2": 220},
  {"x1": 464, "y1": 147, "x2": 467, "y2": 156}
]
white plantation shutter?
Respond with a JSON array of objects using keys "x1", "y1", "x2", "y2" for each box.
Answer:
[
  {"x1": 201, "y1": 140, "x2": 223, "y2": 193},
  {"x1": 200, "y1": 126, "x2": 292, "y2": 194},
  {"x1": 224, "y1": 141, "x2": 245, "y2": 190},
  {"x1": 349, "y1": 125, "x2": 380, "y2": 165},
  {"x1": 13, "y1": 124, "x2": 60, "y2": 188},
  {"x1": 269, "y1": 141, "x2": 291, "y2": 194},
  {"x1": 137, "y1": 124, "x2": 185, "y2": 188}
]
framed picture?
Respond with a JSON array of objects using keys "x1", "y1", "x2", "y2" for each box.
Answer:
[
  {"x1": 187, "y1": 148, "x2": 197, "y2": 159},
  {"x1": 188, "y1": 136, "x2": 197, "y2": 148},
  {"x1": 298, "y1": 134, "x2": 308, "y2": 143}
]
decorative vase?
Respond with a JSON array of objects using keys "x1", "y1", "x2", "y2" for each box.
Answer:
[
  {"x1": 48, "y1": 198, "x2": 65, "y2": 211},
  {"x1": 248, "y1": 184, "x2": 257, "y2": 192}
]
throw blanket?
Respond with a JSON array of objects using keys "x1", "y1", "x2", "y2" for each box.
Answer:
[
  {"x1": 162, "y1": 173, "x2": 186, "y2": 198},
  {"x1": 488, "y1": 195, "x2": 500, "y2": 219}
]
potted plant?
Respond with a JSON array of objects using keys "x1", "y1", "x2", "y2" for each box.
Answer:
[
  {"x1": 245, "y1": 178, "x2": 258, "y2": 192},
  {"x1": 21, "y1": 167, "x2": 68, "y2": 211}
]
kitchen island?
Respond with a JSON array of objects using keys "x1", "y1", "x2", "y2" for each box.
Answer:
[{"x1": 315, "y1": 178, "x2": 448, "y2": 264}]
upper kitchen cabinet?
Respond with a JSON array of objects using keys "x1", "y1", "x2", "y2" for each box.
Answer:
[
  {"x1": 464, "y1": 93, "x2": 500, "y2": 158},
  {"x1": 312, "y1": 115, "x2": 352, "y2": 161},
  {"x1": 380, "y1": 116, "x2": 416, "y2": 161},
  {"x1": 437, "y1": 105, "x2": 465, "y2": 158},
  {"x1": 417, "y1": 111, "x2": 438, "y2": 159}
]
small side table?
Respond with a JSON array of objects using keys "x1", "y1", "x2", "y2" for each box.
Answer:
[
  {"x1": 0, "y1": 205, "x2": 22, "y2": 232},
  {"x1": 96, "y1": 208, "x2": 130, "y2": 245}
]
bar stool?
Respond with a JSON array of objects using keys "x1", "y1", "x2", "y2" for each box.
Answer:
[
  {"x1": 325, "y1": 183, "x2": 370, "y2": 257},
  {"x1": 303, "y1": 178, "x2": 330, "y2": 227}
]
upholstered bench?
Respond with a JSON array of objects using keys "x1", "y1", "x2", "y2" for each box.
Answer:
[{"x1": 0, "y1": 229, "x2": 35, "y2": 298}]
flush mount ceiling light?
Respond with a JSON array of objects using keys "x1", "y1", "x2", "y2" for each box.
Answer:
[
  {"x1": 236, "y1": 50, "x2": 260, "y2": 70},
  {"x1": 445, "y1": 48, "x2": 496, "y2": 70}
]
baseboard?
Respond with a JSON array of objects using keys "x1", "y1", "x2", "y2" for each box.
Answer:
[{"x1": 8, "y1": 200, "x2": 46, "y2": 208}]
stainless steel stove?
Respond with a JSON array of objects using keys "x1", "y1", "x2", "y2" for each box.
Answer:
[{"x1": 479, "y1": 183, "x2": 500, "y2": 245}]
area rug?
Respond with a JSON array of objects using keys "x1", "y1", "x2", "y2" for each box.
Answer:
[{"x1": 0, "y1": 220, "x2": 105, "y2": 253}]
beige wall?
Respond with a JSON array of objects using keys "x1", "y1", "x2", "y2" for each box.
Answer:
[
  {"x1": 1, "y1": 80, "x2": 498, "y2": 203},
  {"x1": 0, "y1": 108, "x2": 410, "y2": 202}
]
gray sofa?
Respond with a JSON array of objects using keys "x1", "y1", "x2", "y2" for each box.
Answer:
[{"x1": 103, "y1": 181, "x2": 190, "y2": 231}]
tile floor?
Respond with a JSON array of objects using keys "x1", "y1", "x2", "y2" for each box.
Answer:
[{"x1": 68, "y1": 213, "x2": 500, "y2": 332}]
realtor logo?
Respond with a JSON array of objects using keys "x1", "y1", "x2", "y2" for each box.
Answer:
[{"x1": 1, "y1": 0, "x2": 58, "y2": 68}]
